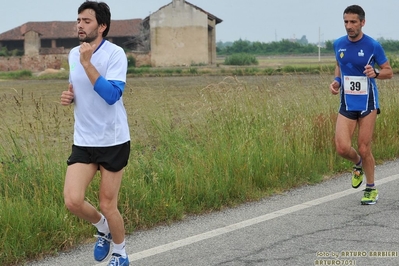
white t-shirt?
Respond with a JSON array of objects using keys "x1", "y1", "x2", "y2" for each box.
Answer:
[{"x1": 68, "y1": 40, "x2": 130, "y2": 147}]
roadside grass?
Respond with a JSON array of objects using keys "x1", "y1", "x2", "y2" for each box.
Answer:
[{"x1": 0, "y1": 73, "x2": 399, "y2": 265}]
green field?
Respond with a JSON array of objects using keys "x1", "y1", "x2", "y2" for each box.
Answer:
[{"x1": 1, "y1": 70, "x2": 399, "y2": 265}]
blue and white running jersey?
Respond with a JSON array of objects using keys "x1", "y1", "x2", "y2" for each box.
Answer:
[{"x1": 333, "y1": 34, "x2": 388, "y2": 112}]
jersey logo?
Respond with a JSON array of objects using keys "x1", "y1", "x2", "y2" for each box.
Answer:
[
  {"x1": 358, "y1": 50, "x2": 365, "y2": 57},
  {"x1": 340, "y1": 52, "x2": 344, "y2": 59},
  {"x1": 70, "y1": 62, "x2": 76, "y2": 72}
]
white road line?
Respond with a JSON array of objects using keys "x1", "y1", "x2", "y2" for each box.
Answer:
[{"x1": 96, "y1": 174, "x2": 399, "y2": 265}]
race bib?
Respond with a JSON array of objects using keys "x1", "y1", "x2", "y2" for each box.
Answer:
[{"x1": 344, "y1": 76, "x2": 368, "y2": 95}]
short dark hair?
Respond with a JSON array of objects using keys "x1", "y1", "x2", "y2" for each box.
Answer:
[
  {"x1": 343, "y1": 5, "x2": 365, "y2": 21},
  {"x1": 78, "y1": 1, "x2": 111, "y2": 37}
]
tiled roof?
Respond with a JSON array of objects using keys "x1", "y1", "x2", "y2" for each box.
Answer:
[
  {"x1": 186, "y1": 1, "x2": 222, "y2": 24},
  {"x1": 144, "y1": 1, "x2": 222, "y2": 24},
  {"x1": 0, "y1": 19, "x2": 142, "y2": 41}
]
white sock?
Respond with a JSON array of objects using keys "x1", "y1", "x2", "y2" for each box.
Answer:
[
  {"x1": 112, "y1": 240, "x2": 127, "y2": 258},
  {"x1": 92, "y1": 214, "x2": 109, "y2": 235}
]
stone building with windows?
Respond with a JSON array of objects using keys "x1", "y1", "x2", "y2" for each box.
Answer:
[{"x1": 0, "y1": 19, "x2": 142, "y2": 56}]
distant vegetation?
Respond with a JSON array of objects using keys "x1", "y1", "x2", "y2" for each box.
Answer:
[
  {"x1": 223, "y1": 53, "x2": 258, "y2": 66},
  {"x1": 2, "y1": 37, "x2": 399, "y2": 58},
  {"x1": 0, "y1": 70, "x2": 32, "y2": 79},
  {"x1": 0, "y1": 47, "x2": 23, "y2": 57},
  {"x1": 217, "y1": 38, "x2": 399, "y2": 56}
]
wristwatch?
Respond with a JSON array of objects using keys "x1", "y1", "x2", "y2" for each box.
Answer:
[{"x1": 374, "y1": 68, "x2": 380, "y2": 78}]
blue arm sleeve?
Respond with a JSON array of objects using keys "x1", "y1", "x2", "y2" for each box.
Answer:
[{"x1": 93, "y1": 76, "x2": 125, "y2": 105}]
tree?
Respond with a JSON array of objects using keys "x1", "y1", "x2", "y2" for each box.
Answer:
[
  {"x1": 324, "y1": 40, "x2": 334, "y2": 52},
  {"x1": 298, "y1": 35, "x2": 308, "y2": 45}
]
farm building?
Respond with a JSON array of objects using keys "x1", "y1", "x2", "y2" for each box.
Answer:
[
  {"x1": 0, "y1": 19, "x2": 142, "y2": 56},
  {"x1": 144, "y1": 0, "x2": 222, "y2": 66},
  {"x1": 0, "y1": 0, "x2": 222, "y2": 70}
]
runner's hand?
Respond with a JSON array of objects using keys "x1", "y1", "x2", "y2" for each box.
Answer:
[
  {"x1": 329, "y1": 80, "x2": 340, "y2": 95},
  {"x1": 61, "y1": 84, "x2": 74, "y2": 105}
]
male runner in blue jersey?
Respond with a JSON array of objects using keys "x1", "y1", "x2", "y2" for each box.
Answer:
[
  {"x1": 329, "y1": 5, "x2": 393, "y2": 205},
  {"x1": 60, "y1": 1, "x2": 130, "y2": 265}
]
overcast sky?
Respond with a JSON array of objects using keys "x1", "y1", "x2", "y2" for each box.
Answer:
[{"x1": 1, "y1": 0, "x2": 397, "y2": 44}]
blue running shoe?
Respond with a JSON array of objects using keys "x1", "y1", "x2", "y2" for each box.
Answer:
[
  {"x1": 108, "y1": 253, "x2": 130, "y2": 266},
  {"x1": 94, "y1": 232, "x2": 112, "y2": 262}
]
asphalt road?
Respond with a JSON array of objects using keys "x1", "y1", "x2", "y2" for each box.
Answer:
[{"x1": 26, "y1": 159, "x2": 399, "y2": 266}]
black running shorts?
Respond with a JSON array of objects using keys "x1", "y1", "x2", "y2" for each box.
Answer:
[
  {"x1": 339, "y1": 108, "x2": 380, "y2": 120},
  {"x1": 67, "y1": 141, "x2": 130, "y2": 172}
]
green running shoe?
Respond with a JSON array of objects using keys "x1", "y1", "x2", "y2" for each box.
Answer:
[
  {"x1": 352, "y1": 166, "x2": 364, "y2": 188},
  {"x1": 361, "y1": 188, "x2": 378, "y2": 205}
]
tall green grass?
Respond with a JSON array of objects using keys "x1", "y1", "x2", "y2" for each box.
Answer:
[
  {"x1": 224, "y1": 53, "x2": 259, "y2": 65},
  {"x1": 0, "y1": 70, "x2": 32, "y2": 79},
  {"x1": 0, "y1": 75, "x2": 399, "y2": 265}
]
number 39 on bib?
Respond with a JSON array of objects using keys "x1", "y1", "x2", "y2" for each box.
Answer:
[{"x1": 344, "y1": 76, "x2": 368, "y2": 95}]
